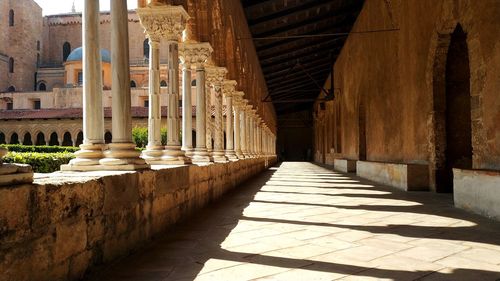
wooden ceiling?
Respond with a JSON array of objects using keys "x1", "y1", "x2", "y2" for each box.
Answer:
[{"x1": 241, "y1": 0, "x2": 364, "y2": 115}]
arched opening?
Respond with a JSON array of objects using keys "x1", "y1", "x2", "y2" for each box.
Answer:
[
  {"x1": 160, "y1": 80, "x2": 167, "y2": 87},
  {"x1": 37, "y1": 40, "x2": 40, "y2": 51},
  {"x1": 7, "y1": 86, "x2": 15, "y2": 92},
  {"x1": 49, "y1": 132, "x2": 59, "y2": 146},
  {"x1": 433, "y1": 24, "x2": 472, "y2": 193},
  {"x1": 76, "y1": 131, "x2": 83, "y2": 146},
  {"x1": 358, "y1": 100, "x2": 367, "y2": 161},
  {"x1": 192, "y1": 130, "x2": 196, "y2": 148},
  {"x1": 0, "y1": 132, "x2": 5, "y2": 144},
  {"x1": 38, "y1": 82, "x2": 47, "y2": 91},
  {"x1": 36, "y1": 132, "x2": 46, "y2": 145},
  {"x1": 23, "y1": 133, "x2": 32, "y2": 145},
  {"x1": 10, "y1": 133, "x2": 19, "y2": 144},
  {"x1": 62, "y1": 132, "x2": 72, "y2": 146},
  {"x1": 105, "y1": 131, "x2": 112, "y2": 144},
  {"x1": 9, "y1": 9, "x2": 14, "y2": 26},
  {"x1": 130, "y1": 80, "x2": 137, "y2": 88},
  {"x1": 9, "y1": 57, "x2": 14, "y2": 73},
  {"x1": 191, "y1": 79, "x2": 196, "y2": 86},
  {"x1": 63, "y1": 42, "x2": 71, "y2": 62},
  {"x1": 143, "y1": 39, "x2": 149, "y2": 59}
]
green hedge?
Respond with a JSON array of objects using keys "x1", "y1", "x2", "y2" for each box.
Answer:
[
  {"x1": 3, "y1": 152, "x2": 75, "y2": 173},
  {"x1": 0, "y1": 144, "x2": 79, "y2": 153},
  {"x1": 132, "y1": 127, "x2": 168, "y2": 148}
]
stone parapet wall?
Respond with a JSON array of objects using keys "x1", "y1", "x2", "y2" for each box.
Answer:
[{"x1": 0, "y1": 157, "x2": 277, "y2": 281}]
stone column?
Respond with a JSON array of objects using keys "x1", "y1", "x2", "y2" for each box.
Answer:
[
  {"x1": 180, "y1": 42, "x2": 213, "y2": 163},
  {"x1": 62, "y1": 0, "x2": 104, "y2": 171},
  {"x1": 163, "y1": 12, "x2": 189, "y2": 164},
  {"x1": 138, "y1": 7, "x2": 164, "y2": 161},
  {"x1": 239, "y1": 99, "x2": 248, "y2": 158},
  {"x1": 101, "y1": 0, "x2": 148, "y2": 170},
  {"x1": 223, "y1": 80, "x2": 238, "y2": 161},
  {"x1": 244, "y1": 105, "x2": 253, "y2": 158},
  {"x1": 205, "y1": 80, "x2": 213, "y2": 157},
  {"x1": 180, "y1": 52, "x2": 193, "y2": 157},
  {"x1": 206, "y1": 66, "x2": 228, "y2": 163},
  {"x1": 233, "y1": 92, "x2": 244, "y2": 159}
]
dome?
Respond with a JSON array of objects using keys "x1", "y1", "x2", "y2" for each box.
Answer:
[{"x1": 66, "y1": 47, "x2": 111, "y2": 63}]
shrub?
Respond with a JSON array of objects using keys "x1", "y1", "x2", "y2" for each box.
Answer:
[
  {"x1": 0, "y1": 144, "x2": 79, "y2": 153},
  {"x1": 3, "y1": 152, "x2": 74, "y2": 173},
  {"x1": 132, "y1": 127, "x2": 168, "y2": 147}
]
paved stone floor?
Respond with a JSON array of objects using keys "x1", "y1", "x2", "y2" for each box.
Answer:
[{"x1": 87, "y1": 162, "x2": 500, "y2": 281}]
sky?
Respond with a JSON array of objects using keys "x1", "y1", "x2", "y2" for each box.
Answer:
[{"x1": 34, "y1": 0, "x2": 138, "y2": 16}]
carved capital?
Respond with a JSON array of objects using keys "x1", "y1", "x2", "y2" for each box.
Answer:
[
  {"x1": 223, "y1": 80, "x2": 237, "y2": 97},
  {"x1": 137, "y1": 5, "x2": 190, "y2": 42},
  {"x1": 206, "y1": 66, "x2": 228, "y2": 86},
  {"x1": 179, "y1": 42, "x2": 213, "y2": 66}
]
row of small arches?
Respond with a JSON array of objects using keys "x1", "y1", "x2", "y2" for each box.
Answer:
[
  {"x1": 0, "y1": 131, "x2": 113, "y2": 146},
  {"x1": 130, "y1": 80, "x2": 197, "y2": 88}
]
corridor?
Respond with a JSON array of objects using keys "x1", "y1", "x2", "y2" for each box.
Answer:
[{"x1": 88, "y1": 162, "x2": 500, "y2": 281}]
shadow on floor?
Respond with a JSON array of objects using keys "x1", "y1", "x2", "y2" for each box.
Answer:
[{"x1": 86, "y1": 161, "x2": 500, "y2": 281}]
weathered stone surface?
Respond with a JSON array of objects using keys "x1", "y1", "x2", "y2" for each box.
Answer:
[
  {"x1": 454, "y1": 168, "x2": 500, "y2": 221},
  {"x1": 0, "y1": 157, "x2": 276, "y2": 281},
  {"x1": 334, "y1": 159, "x2": 357, "y2": 173},
  {"x1": 357, "y1": 160, "x2": 429, "y2": 191}
]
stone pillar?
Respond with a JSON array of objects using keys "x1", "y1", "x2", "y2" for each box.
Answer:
[
  {"x1": 239, "y1": 100, "x2": 248, "y2": 158},
  {"x1": 244, "y1": 105, "x2": 253, "y2": 158},
  {"x1": 180, "y1": 54, "x2": 193, "y2": 157},
  {"x1": 180, "y1": 42, "x2": 213, "y2": 163},
  {"x1": 206, "y1": 80, "x2": 213, "y2": 157},
  {"x1": 223, "y1": 80, "x2": 238, "y2": 161},
  {"x1": 206, "y1": 66, "x2": 228, "y2": 163},
  {"x1": 138, "y1": 5, "x2": 190, "y2": 165},
  {"x1": 62, "y1": 0, "x2": 104, "y2": 171},
  {"x1": 138, "y1": 8, "x2": 164, "y2": 161},
  {"x1": 233, "y1": 92, "x2": 245, "y2": 159},
  {"x1": 101, "y1": 0, "x2": 148, "y2": 170}
]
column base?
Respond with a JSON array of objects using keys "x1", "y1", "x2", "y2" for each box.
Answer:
[
  {"x1": 225, "y1": 151, "x2": 239, "y2": 161},
  {"x1": 141, "y1": 145, "x2": 164, "y2": 161},
  {"x1": 161, "y1": 146, "x2": 191, "y2": 164},
  {"x1": 66, "y1": 143, "x2": 105, "y2": 167},
  {"x1": 100, "y1": 143, "x2": 150, "y2": 170},
  {"x1": 182, "y1": 147, "x2": 195, "y2": 157},
  {"x1": 0, "y1": 163, "x2": 33, "y2": 186},
  {"x1": 191, "y1": 148, "x2": 212, "y2": 164},
  {"x1": 212, "y1": 150, "x2": 228, "y2": 163}
]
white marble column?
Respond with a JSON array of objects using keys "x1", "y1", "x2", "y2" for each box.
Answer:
[
  {"x1": 239, "y1": 100, "x2": 248, "y2": 158},
  {"x1": 233, "y1": 92, "x2": 244, "y2": 159},
  {"x1": 180, "y1": 54, "x2": 193, "y2": 157},
  {"x1": 180, "y1": 42, "x2": 213, "y2": 164},
  {"x1": 244, "y1": 105, "x2": 253, "y2": 158},
  {"x1": 63, "y1": 0, "x2": 104, "y2": 171},
  {"x1": 223, "y1": 80, "x2": 238, "y2": 161},
  {"x1": 206, "y1": 80, "x2": 213, "y2": 157},
  {"x1": 138, "y1": 7, "x2": 165, "y2": 161},
  {"x1": 101, "y1": 0, "x2": 148, "y2": 170},
  {"x1": 206, "y1": 66, "x2": 228, "y2": 163}
]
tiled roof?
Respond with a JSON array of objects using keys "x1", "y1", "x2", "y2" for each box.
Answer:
[{"x1": 0, "y1": 106, "x2": 226, "y2": 120}]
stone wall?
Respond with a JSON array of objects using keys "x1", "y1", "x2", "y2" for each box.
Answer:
[
  {"x1": 0, "y1": 0, "x2": 42, "y2": 92},
  {"x1": 313, "y1": 0, "x2": 500, "y2": 188},
  {"x1": 0, "y1": 157, "x2": 276, "y2": 281}
]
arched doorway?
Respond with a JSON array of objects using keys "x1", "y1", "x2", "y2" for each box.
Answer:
[
  {"x1": 49, "y1": 132, "x2": 59, "y2": 146},
  {"x1": 10, "y1": 133, "x2": 19, "y2": 144},
  {"x1": 23, "y1": 133, "x2": 32, "y2": 145},
  {"x1": 0, "y1": 132, "x2": 5, "y2": 144},
  {"x1": 62, "y1": 132, "x2": 72, "y2": 146},
  {"x1": 36, "y1": 132, "x2": 46, "y2": 145},
  {"x1": 105, "y1": 131, "x2": 112, "y2": 144},
  {"x1": 76, "y1": 131, "x2": 83, "y2": 146},
  {"x1": 433, "y1": 24, "x2": 472, "y2": 193}
]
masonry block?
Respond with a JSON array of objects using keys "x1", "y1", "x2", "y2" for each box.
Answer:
[{"x1": 356, "y1": 161, "x2": 429, "y2": 191}]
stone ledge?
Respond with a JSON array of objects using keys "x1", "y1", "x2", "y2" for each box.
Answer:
[
  {"x1": 0, "y1": 156, "x2": 277, "y2": 281},
  {"x1": 334, "y1": 159, "x2": 357, "y2": 173},
  {"x1": 454, "y1": 168, "x2": 500, "y2": 221},
  {"x1": 356, "y1": 160, "x2": 429, "y2": 191}
]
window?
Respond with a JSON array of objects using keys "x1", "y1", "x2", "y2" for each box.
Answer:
[
  {"x1": 160, "y1": 80, "x2": 167, "y2": 87},
  {"x1": 63, "y1": 42, "x2": 71, "y2": 61},
  {"x1": 33, "y1": 100, "x2": 41, "y2": 109},
  {"x1": 6, "y1": 102, "x2": 13, "y2": 110},
  {"x1": 144, "y1": 100, "x2": 149, "y2": 108},
  {"x1": 9, "y1": 57, "x2": 14, "y2": 73},
  {"x1": 9, "y1": 10, "x2": 14, "y2": 26},
  {"x1": 38, "y1": 83, "x2": 46, "y2": 91},
  {"x1": 191, "y1": 79, "x2": 197, "y2": 86},
  {"x1": 143, "y1": 39, "x2": 149, "y2": 59},
  {"x1": 37, "y1": 40, "x2": 40, "y2": 51},
  {"x1": 130, "y1": 80, "x2": 136, "y2": 88},
  {"x1": 77, "y1": 71, "x2": 83, "y2": 86},
  {"x1": 7, "y1": 86, "x2": 15, "y2": 92},
  {"x1": 37, "y1": 53, "x2": 40, "y2": 66}
]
